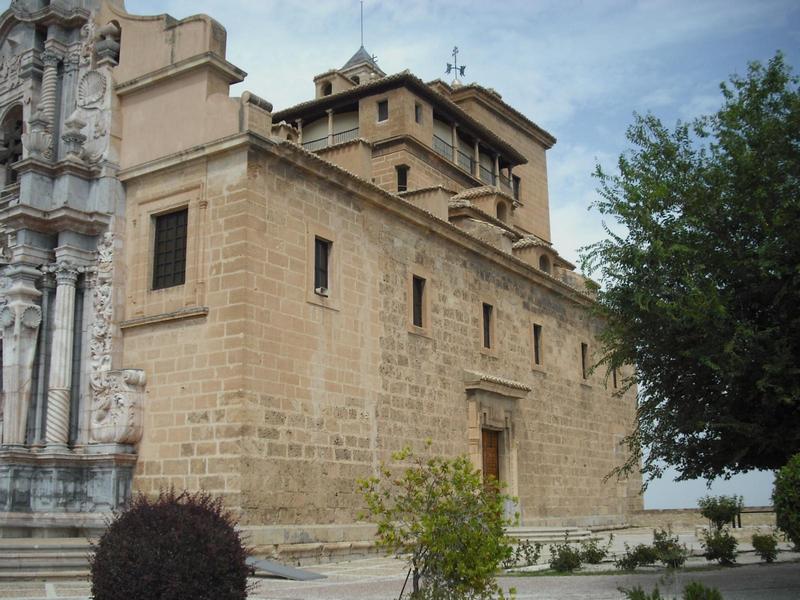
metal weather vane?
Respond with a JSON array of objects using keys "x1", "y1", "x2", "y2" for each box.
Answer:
[{"x1": 446, "y1": 46, "x2": 467, "y2": 79}]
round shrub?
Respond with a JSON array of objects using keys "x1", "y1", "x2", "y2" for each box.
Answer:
[
  {"x1": 701, "y1": 528, "x2": 737, "y2": 565},
  {"x1": 751, "y1": 532, "x2": 778, "y2": 563},
  {"x1": 698, "y1": 495, "x2": 742, "y2": 530},
  {"x1": 91, "y1": 490, "x2": 252, "y2": 600},
  {"x1": 773, "y1": 453, "x2": 800, "y2": 549}
]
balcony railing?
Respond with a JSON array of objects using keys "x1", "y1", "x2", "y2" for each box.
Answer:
[
  {"x1": 498, "y1": 174, "x2": 512, "y2": 195},
  {"x1": 456, "y1": 149, "x2": 474, "y2": 173},
  {"x1": 479, "y1": 165, "x2": 496, "y2": 186},
  {"x1": 432, "y1": 135, "x2": 454, "y2": 161},
  {"x1": 302, "y1": 127, "x2": 360, "y2": 151},
  {"x1": 302, "y1": 136, "x2": 328, "y2": 151},
  {"x1": 332, "y1": 127, "x2": 359, "y2": 145}
]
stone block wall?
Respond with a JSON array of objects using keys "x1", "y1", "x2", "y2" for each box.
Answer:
[{"x1": 120, "y1": 139, "x2": 642, "y2": 533}]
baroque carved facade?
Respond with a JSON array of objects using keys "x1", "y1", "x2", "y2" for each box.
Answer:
[{"x1": 0, "y1": 0, "x2": 641, "y2": 549}]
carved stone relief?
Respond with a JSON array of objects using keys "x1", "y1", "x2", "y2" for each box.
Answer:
[
  {"x1": 88, "y1": 233, "x2": 145, "y2": 445},
  {"x1": 0, "y1": 29, "x2": 23, "y2": 97}
]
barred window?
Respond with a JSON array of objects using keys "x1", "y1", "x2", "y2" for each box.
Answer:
[
  {"x1": 482, "y1": 303, "x2": 493, "y2": 349},
  {"x1": 314, "y1": 236, "x2": 331, "y2": 294},
  {"x1": 152, "y1": 208, "x2": 187, "y2": 290},
  {"x1": 533, "y1": 323, "x2": 542, "y2": 366},
  {"x1": 412, "y1": 275, "x2": 425, "y2": 327}
]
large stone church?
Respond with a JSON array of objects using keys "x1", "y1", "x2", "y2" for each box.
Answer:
[{"x1": 0, "y1": 0, "x2": 641, "y2": 554}]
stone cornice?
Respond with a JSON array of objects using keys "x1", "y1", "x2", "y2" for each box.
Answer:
[
  {"x1": 14, "y1": 157, "x2": 98, "y2": 180},
  {"x1": 120, "y1": 306, "x2": 209, "y2": 330},
  {"x1": 2, "y1": 3, "x2": 89, "y2": 29},
  {"x1": 449, "y1": 85, "x2": 557, "y2": 150},
  {"x1": 115, "y1": 52, "x2": 246, "y2": 97},
  {"x1": 0, "y1": 204, "x2": 111, "y2": 236}
]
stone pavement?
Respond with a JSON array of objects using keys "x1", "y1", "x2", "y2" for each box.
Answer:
[{"x1": 0, "y1": 529, "x2": 797, "y2": 600}]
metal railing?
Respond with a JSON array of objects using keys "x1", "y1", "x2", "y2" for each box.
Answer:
[
  {"x1": 301, "y1": 136, "x2": 328, "y2": 151},
  {"x1": 301, "y1": 127, "x2": 360, "y2": 152},
  {"x1": 332, "y1": 127, "x2": 359, "y2": 145},
  {"x1": 456, "y1": 149, "x2": 474, "y2": 173},
  {"x1": 479, "y1": 165, "x2": 496, "y2": 186},
  {"x1": 498, "y1": 174, "x2": 512, "y2": 195},
  {"x1": 432, "y1": 135, "x2": 454, "y2": 161}
]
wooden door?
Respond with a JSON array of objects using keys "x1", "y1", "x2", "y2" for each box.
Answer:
[{"x1": 482, "y1": 429, "x2": 500, "y2": 486}]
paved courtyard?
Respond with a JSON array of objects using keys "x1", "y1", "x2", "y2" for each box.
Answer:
[{"x1": 0, "y1": 529, "x2": 796, "y2": 600}]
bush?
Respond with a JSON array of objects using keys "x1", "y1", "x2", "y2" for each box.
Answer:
[
  {"x1": 579, "y1": 534, "x2": 613, "y2": 564},
  {"x1": 701, "y1": 528, "x2": 738, "y2": 565},
  {"x1": 502, "y1": 540, "x2": 542, "y2": 569},
  {"x1": 620, "y1": 582, "x2": 724, "y2": 600},
  {"x1": 682, "y1": 581, "x2": 724, "y2": 600},
  {"x1": 698, "y1": 495, "x2": 742, "y2": 530},
  {"x1": 90, "y1": 490, "x2": 252, "y2": 600},
  {"x1": 773, "y1": 453, "x2": 800, "y2": 549},
  {"x1": 615, "y1": 543, "x2": 660, "y2": 570},
  {"x1": 653, "y1": 528, "x2": 688, "y2": 569},
  {"x1": 548, "y1": 539, "x2": 582, "y2": 572},
  {"x1": 751, "y1": 532, "x2": 779, "y2": 563},
  {"x1": 358, "y1": 446, "x2": 513, "y2": 599},
  {"x1": 619, "y1": 585, "x2": 664, "y2": 600}
]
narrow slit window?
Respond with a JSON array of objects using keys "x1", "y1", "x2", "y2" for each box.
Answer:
[
  {"x1": 482, "y1": 303, "x2": 493, "y2": 349},
  {"x1": 377, "y1": 100, "x2": 389, "y2": 122},
  {"x1": 314, "y1": 237, "x2": 331, "y2": 294},
  {"x1": 533, "y1": 323, "x2": 542, "y2": 366},
  {"x1": 415, "y1": 102, "x2": 422, "y2": 124},
  {"x1": 612, "y1": 367, "x2": 618, "y2": 389},
  {"x1": 152, "y1": 208, "x2": 188, "y2": 290},
  {"x1": 396, "y1": 165, "x2": 409, "y2": 192},
  {"x1": 512, "y1": 175, "x2": 521, "y2": 201},
  {"x1": 581, "y1": 342, "x2": 589, "y2": 379},
  {"x1": 412, "y1": 275, "x2": 425, "y2": 328}
]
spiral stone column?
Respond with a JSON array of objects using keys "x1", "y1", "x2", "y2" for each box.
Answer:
[
  {"x1": 44, "y1": 265, "x2": 79, "y2": 449},
  {"x1": 38, "y1": 50, "x2": 61, "y2": 130}
]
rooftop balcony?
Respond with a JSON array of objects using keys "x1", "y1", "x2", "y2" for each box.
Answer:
[
  {"x1": 433, "y1": 134, "x2": 516, "y2": 198},
  {"x1": 301, "y1": 127, "x2": 360, "y2": 151}
]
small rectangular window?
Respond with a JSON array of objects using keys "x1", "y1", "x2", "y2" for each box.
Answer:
[
  {"x1": 396, "y1": 165, "x2": 409, "y2": 192},
  {"x1": 314, "y1": 237, "x2": 331, "y2": 294},
  {"x1": 512, "y1": 175, "x2": 521, "y2": 201},
  {"x1": 533, "y1": 323, "x2": 542, "y2": 366},
  {"x1": 152, "y1": 208, "x2": 188, "y2": 290},
  {"x1": 482, "y1": 303, "x2": 493, "y2": 349},
  {"x1": 415, "y1": 102, "x2": 422, "y2": 124},
  {"x1": 581, "y1": 342, "x2": 589, "y2": 379},
  {"x1": 412, "y1": 275, "x2": 425, "y2": 327},
  {"x1": 377, "y1": 100, "x2": 389, "y2": 122}
]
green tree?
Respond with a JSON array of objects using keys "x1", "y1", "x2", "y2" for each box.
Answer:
[
  {"x1": 582, "y1": 53, "x2": 800, "y2": 483},
  {"x1": 358, "y1": 446, "x2": 513, "y2": 599},
  {"x1": 773, "y1": 452, "x2": 800, "y2": 548}
]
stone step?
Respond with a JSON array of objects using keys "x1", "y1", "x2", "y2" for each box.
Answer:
[
  {"x1": 508, "y1": 527, "x2": 594, "y2": 543},
  {"x1": 0, "y1": 538, "x2": 93, "y2": 578},
  {"x1": 0, "y1": 569, "x2": 89, "y2": 580}
]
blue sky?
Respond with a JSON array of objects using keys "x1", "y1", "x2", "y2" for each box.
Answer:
[{"x1": 124, "y1": 0, "x2": 799, "y2": 508}]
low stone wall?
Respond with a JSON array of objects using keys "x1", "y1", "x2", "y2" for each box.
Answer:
[{"x1": 633, "y1": 507, "x2": 775, "y2": 530}]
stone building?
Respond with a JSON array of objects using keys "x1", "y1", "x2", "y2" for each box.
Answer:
[{"x1": 0, "y1": 0, "x2": 641, "y2": 551}]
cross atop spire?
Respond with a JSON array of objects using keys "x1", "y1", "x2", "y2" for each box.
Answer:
[{"x1": 446, "y1": 46, "x2": 467, "y2": 86}]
